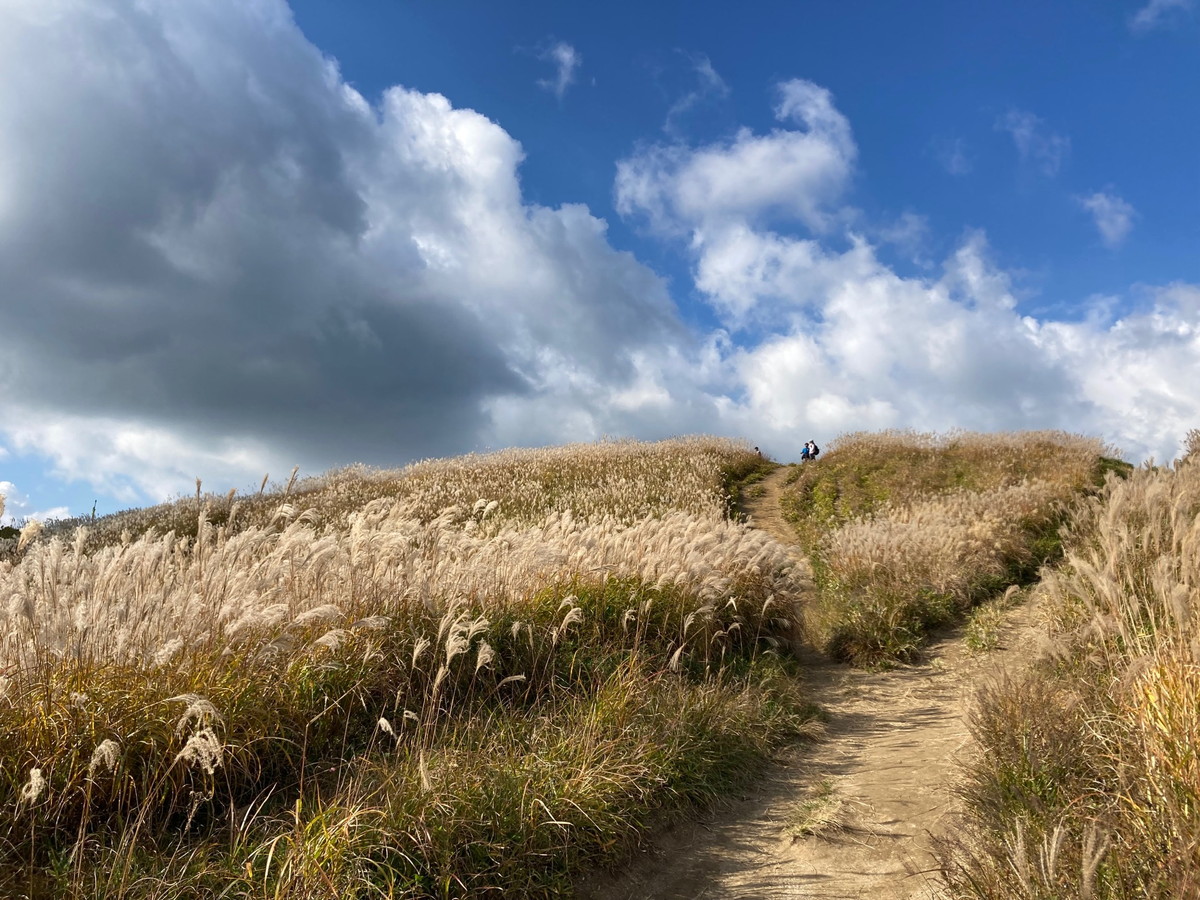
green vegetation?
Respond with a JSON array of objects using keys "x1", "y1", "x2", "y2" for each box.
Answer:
[
  {"x1": 961, "y1": 586, "x2": 1023, "y2": 653},
  {"x1": 780, "y1": 430, "x2": 1118, "y2": 664}
]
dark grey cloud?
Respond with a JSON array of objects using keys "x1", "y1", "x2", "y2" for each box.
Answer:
[{"x1": 0, "y1": 0, "x2": 691, "y2": 494}]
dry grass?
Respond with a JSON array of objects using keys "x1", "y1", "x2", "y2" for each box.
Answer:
[
  {"x1": 944, "y1": 445, "x2": 1200, "y2": 898},
  {"x1": 0, "y1": 437, "x2": 809, "y2": 898},
  {"x1": 784, "y1": 777, "x2": 847, "y2": 838},
  {"x1": 32, "y1": 436, "x2": 762, "y2": 553},
  {"x1": 780, "y1": 430, "x2": 1114, "y2": 663}
]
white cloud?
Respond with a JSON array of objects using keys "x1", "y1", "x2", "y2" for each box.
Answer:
[
  {"x1": 617, "y1": 79, "x2": 855, "y2": 236},
  {"x1": 664, "y1": 53, "x2": 730, "y2": 135},
  {"x1": 713, "y1": 232, "x2": 1200, "y2": 465},
  {"x1": 996, "y1": 109, "x2": 1070, "y2": 176},
  {"x1": 931, "y1": 136, "x2": 972, "y2": 176},
  {"x1": 537, "y1": 41, "x2": 581, "y2": 100},
  {"x1": 1079, "y1": 191, "x2": 1137, "y2": 248},
  {"x1": 1130, "y1": 0, "x2": 1193, "y2": 32},
  {"x1": 0, "y1": 481, "x2": 68, "y2": 526}
]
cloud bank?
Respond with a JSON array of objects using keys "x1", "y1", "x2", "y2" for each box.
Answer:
[{"x1": 1, "y1": 0, "x2": 1199, "y2": 512}]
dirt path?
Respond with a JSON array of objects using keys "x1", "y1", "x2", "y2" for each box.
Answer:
[{"x1": 580, "y1": 466, "x2": 1039, "y2": 900}]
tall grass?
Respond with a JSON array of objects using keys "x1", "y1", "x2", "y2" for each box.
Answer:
[
  {"x1": 944, "y1": 448, "x2": 1200, "y2": 898},
  {"x1": 0, "y1": 437, "x2": 809, "y2": 898},
  {"x1": 780, "y1": 430, "x2": 1115, "y2": 663},
  {"x1": 32, "y1": 437, "x2": 763, "y2": 555}
]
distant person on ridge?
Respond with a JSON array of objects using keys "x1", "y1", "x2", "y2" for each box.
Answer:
[
  {"x1": 809, "y1": 440, "x2": 820, "y2": 460},
  {"x1": 800, "y1": 443, "x2": 811, "y2": 461}
]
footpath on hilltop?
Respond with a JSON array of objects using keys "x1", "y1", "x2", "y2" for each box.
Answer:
[{"x1": 582, "y1": 465, "x2": 1045, "y2": 900}]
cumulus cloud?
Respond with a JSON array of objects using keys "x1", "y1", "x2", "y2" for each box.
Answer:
[
  {"x1": 614, "y1": 88, "x2": 1200, "y2": 464},
  {"x1": 1130, "y1": 0, "x2": 1193, "y2": 32},
  {"x1": 995, "y1": 109, "x2": 1070, "y2": 176},
  {"x1": 0, "y1": 481, "x2": 68, "y2": 526},
  {"x1": 706, "y1": 229, "x2": 1200, "y2": 465},
  {"x1": 1079, "y1": 190, "x2": 1137, "y2": 247},
  {"x1": 0, "y1": 0, "x2": 684, "y2": 501},
  {"x1": 617, "y1": 79, "x2": 855, "y2": 238},
  {"x1": 537, "y1": 41, "x2": 581, "y2": 100}
]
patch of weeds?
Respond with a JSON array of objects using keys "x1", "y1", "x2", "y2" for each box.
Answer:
[
  {"x1": 964, "y1": 586, "x2": 1024, "y2": 654},
  {"x1": 785, "y1": 777, "x2": 846, "y2": 838},
  {"x1": 1093, "y1": 455, "x2": 1134, "y2": 486}
]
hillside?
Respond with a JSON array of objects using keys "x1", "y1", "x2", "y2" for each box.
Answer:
[
  {"x1": 2, "y1": 429, "x2": 1180, "y2": 899},
  {"x1": 0, "y1": 438, "x2": 807, "y2": 898}
]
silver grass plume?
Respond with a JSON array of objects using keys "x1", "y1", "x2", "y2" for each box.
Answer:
[
  {"x1": 174, "y1": 728, "x2": 223, "y2": 776},
  {"x1": 88, "y1": 739, "x2": 120, "y2": 777},
  {"x1": 19, "y1": 767, "x2": 46, "y2": 805},
  {"x1": 170, "y1": 694, "x2": 222, "y2": 738}
]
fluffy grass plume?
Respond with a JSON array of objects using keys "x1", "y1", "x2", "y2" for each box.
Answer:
[{"x1": 0, "y1": 437, "x2": 811, "y2": 898}]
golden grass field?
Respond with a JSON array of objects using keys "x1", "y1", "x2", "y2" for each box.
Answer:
[
  {"x1": 3, "y1": 429, "x2": 1196, "y2": 899},
  {"x1": 0, "y1": 437, "x2": 810, "y2": 898},
  {"x1": 779, "y1": 429, "x2": 1114, "y2": 664},
  {"x1": 944, "y1": 431, "x2": 1200, "y2": 899}
]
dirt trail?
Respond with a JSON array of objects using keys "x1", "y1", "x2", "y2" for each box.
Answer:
[{"x1": 581, "y1": 466, "x2": 1039, "y2": 900}]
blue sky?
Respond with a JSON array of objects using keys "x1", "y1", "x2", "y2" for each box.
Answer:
[
  {"x1": 289, "y1": 0, "x2": 1200, "y2": 305},
  {"x1": 1, "y1": 0, "x2": 1199, "y2": 524}
]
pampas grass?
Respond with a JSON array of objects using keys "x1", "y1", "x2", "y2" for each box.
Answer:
[
  {"x1": 0, "y1": 437, "x2": 807, "y2": 899},
  {"x1": 781, "y1": 430, "x2": 1114, "y2": 663},
  {"x1": 944, "y1": 443, "x2": 1200, "y2": 898}
]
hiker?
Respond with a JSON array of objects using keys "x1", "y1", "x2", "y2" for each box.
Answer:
[
  {"x1": 800, "y1": 443, "x2": 811, "y2": 461},
  {"x1": 809, "y1": 440, "x2": 820, "y2": 460}
]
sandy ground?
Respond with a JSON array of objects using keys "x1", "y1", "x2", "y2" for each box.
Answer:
[{"x1": 579, "y1": 466, "x2": 1038, "y2": 900}]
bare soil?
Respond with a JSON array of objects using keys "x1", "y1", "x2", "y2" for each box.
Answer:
[{"x1": 579, "y1": 466, "x2": 1040, "y2": 900}]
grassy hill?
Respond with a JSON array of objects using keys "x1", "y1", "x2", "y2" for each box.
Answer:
[
  {"x1": 6, "y1": 428, "x2": 1194, "y2": 899},
  {"x1": 945, "y1": 433, "x2": 1200, "y2": 898},
  {"x1": 0, "y1": 437, "x2": 806, "y2": 899},
  {"x1": 779, "y1": 430, "x2": 1124, "y2": 664}
]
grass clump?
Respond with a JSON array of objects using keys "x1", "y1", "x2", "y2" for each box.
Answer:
[
  {"x1": 780, "y1": 430, "x2": 1118, "y2": 664},
  {"x1": 785, "y1": 777, "x2": 846, "y2": 838},
  {"x1": 963, "y1": 586, "x2": 1024, "y2": 653},
  {"x1": 943, "y1": 447, "x2": 1200, "y2": 898},
  {"x1": 0, "y1": 437, "x2": 814, "y2": 898}
]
